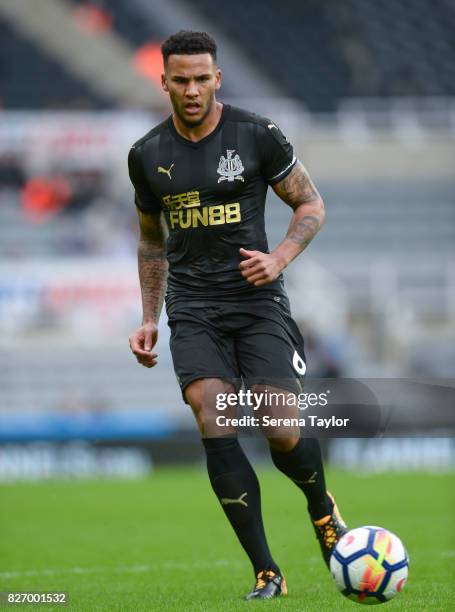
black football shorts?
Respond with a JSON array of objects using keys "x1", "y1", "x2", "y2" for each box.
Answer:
[{"x1": 166, "y1": 297, "x2": 306, "y2": 403}]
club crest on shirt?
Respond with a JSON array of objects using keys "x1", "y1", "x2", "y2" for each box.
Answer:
[{"x1": 217, "y1": 149, "x2": 244, "y2": 183}]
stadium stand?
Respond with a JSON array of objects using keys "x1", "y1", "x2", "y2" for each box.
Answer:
[
  {"x1": 0, "y1": 17, "x2": 112, "y2": 109},
  {"x1": 346, "y1": 0, "x2": 455, "y2": 97},
  {"x1": 65, "y1": 0, "x2": 275, "y2": 99},
  {"x1": 67, "y1": 0, "x2": 165, "y2": 47},
  {"x1": 0, "y1": 344, "x2": 183, "y2": 415},
  {"x1": 1, "y1": 175, "x2": 452, "y2": 251},
  {"x1": 1, "y1": 175, "x2": 452, "y2": 314},
  {"x1": 271, "y1": 178, "x2": 454, "y2": 319},
  {"x1": 192, "y1": 0, "x2": 455, "y2": 110},
  {"x1": 2, "y1": 0, "x2": 454, "y2": 111},
  {"x1": 29, "y1": 0, "x2": 455, "y2": 113}
]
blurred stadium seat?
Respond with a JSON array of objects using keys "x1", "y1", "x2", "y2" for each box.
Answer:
[
  {"x1": 68, "y1": 0, "x2": 165, "y2": 48},
  {"x1": 0, "y1": 16, "x2": 112, "y2": 109}
]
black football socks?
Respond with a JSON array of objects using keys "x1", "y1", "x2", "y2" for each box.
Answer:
[
  {"x1": 202, "y1": 437, "x2": 280, "y2": 575},
  {"x1": 270, "y1": 437, "x2": 333, "y2": 520}
]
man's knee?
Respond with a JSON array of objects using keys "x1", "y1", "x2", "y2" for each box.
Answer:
[
  {"x1": 184, "y1": 379, "x2": 206, "y2": 431},
  {"x1": 268, "y1": 436, "x2": 300, "y2": 453},
  {"x1": 185, "y1": 378, "x2": 236, "y2": 436}
]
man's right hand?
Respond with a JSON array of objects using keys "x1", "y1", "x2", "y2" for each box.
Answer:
[{"x1": 129, "y1": 322, "x2": 158, "y2": 368}]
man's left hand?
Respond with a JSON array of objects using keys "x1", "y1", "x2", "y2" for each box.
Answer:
[{"x1": 239, "y1": 247, "x2": 284, "y2": 287}]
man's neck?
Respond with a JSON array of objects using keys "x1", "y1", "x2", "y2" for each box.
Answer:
[{"x1": 172, "y1": 101, "x2": 223, "y2": 143}]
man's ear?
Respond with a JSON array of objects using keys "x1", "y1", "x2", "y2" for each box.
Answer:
[
  {"x1": 215, "y1": 68, "x2": 222, "y2": 91},
  {"x1": 161, "y1": 73, "x2": 168, "y2": 92}
]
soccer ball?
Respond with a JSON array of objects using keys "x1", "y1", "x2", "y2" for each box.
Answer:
[{"x1": 330, "y1": 526, "x2": 409, "y2": 605}]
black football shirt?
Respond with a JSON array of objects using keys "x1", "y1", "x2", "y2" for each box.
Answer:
[{"x1": 128, "y1": 104, "x2": 297, "y2": 304}]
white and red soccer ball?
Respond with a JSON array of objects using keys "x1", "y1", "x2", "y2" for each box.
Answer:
[{"x1": 330, "y1": 526, "x2": 409, "y2": 604}]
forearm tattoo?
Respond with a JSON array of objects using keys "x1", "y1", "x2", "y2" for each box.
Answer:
[
  {"x1": 137, "y1": 211, "x2": 168, "y2": 323},
  {"x1": 286, "y1": 214, "x2": 321, "y2": 248}
]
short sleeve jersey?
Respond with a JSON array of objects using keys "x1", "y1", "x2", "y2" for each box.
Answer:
[{"x1": 128, "y1": 104, "x2": 296, "y2": 302}]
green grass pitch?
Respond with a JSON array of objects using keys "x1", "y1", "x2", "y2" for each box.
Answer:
[{"x1": 1, "y1": 467, "x2": 454, "y2": 611}]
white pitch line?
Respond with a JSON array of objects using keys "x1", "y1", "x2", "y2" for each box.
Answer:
[{"x1": 0, "y1": 560, "x2": 243, "y2": 579}]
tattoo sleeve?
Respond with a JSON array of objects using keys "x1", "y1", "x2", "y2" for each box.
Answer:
[
  {"x1": 272, "y1": 161, "x2": 325, "y2": 254},
  {"x1": 137, "y1": 209, "x2": 168, "y2": 323}
]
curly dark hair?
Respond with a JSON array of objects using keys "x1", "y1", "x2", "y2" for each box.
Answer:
[{"x1": 161, "y1": 30, "x2": 217, "y2": 64}]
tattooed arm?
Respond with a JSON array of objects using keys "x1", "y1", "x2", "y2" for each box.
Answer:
[
  {"x1": 137, "y1": 209, "x2": 168, "y2": 323},
  {"x1": 129, "y1": 209, "x2": 168, "y2": 368},
  {"x1": 272, "y1": 160, "x2": 325, "y2": 262},
  {"x1": 239, "y1": 161, "x2": 325, "y2": 286}
]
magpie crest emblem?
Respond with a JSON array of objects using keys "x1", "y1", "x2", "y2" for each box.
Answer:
[{"x1": 217, "y1": 149, "x2": 244, "y2": 183}]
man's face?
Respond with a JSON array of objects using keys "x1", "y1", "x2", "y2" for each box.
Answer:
[{"x1": 162, "y1": 53, "x2": 221, "y2": 127}]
